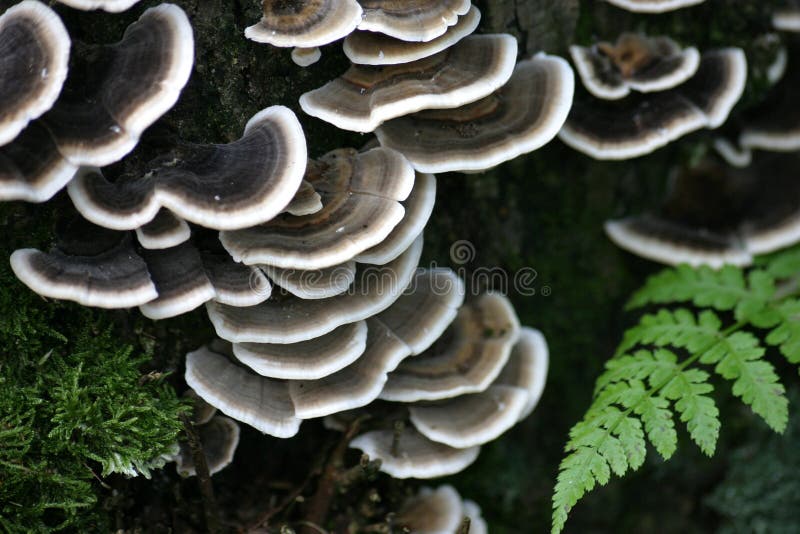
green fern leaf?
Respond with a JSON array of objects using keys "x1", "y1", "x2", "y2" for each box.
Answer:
[
  {"x1": 624, "y1": 381, "x2": 677, "y2": 460},
  {"x1": 765, "y1": 298, "x2": 800, "y2": 363},
  {"x1": 627, "y1": 265, "x2": 747, "y2": 310},
  {"x1": 616, "y1": 309, "x2": 721, "y2": 357},
  {"x1": 662, "y1": 368, "x2": 720, "y2": 455},
  {"x1": 552, "y1": 446, "x2": 608, "y2": 534}
]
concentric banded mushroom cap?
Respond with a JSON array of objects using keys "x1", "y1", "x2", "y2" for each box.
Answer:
[
  {"x1": 135, "y1": 209, "x2": 191, "y2": 250},
  {"x1": 185, "y1": 345, "x2": 302, "y2": 438},
  {"x1": 41, "y1": 3, "x2": 193, "y2": 167},
  {"x1": 283, "y1": 179, "x2": 323, "y2": 216},
  {"x1": 356, "y1": 0, "x2": 471, "y2": 42},
  {"x1": 0, "y1": 1, "x2": 69, "y2": 147},
  {"x1": 299, "y1": 34, "x2": 518, "y2": 133},
  {"x1": 343, "y1": 5, "x2": 480, "y2": 65},
  {"x1": 559, "y1": 48, "x2": 746, "y2": 160},
  {"x1": 603, "y1": 0, "x2": 706, "y2": 12},
  {"x1": 739, "y1": 47, "x2": 800, "y2": 152},
  {"x1": 0, "y1": 121, "x2": 77, "y2": 202},
  {"x1": 569, "y1": 34, "x2": 700, "y2": 100},
  {"x1": 233, "y1": 321, "x2": 369, "y2": 380},
  {"x1": 263, "y1": 259, "x2": 356, "y2": 300},
  {"x1": 394, "y1": 485, "x2": 463, "y2": 533},
  {"x1": 219, "y1": 147, "x2": 414, "y2": 270},
  {"x1": 68, "y1": 106, "x2": 307, "y2": 231},
  {"x1": 355, "y1": 172, "x2": 435, "y2": 265},
  {"x1": 375, "y1": 53, "x2": 574, "y2": 173},
  {"x1": 10, "y1": 218, "x2": 157, "y2": 309},
  {"x1": 291, "y1": 46, "x2": 321, "y2": 67},
  {"x1": 349, "y1": 427, "x2": 479, "y2": 478},
  {"x1": 713, "y1": 137, "x2": 752, "y2": 169},
  {"x1": 244, "y1": 0, "x2": 363, "y2": 48},
  {"x1": 139, "y1": 244, "x2": 270, "y2": 320},
  {"x1": 56, "y1": 0, "x2": 142, "y2": 12},
  {"x1": 380, "y1": 292, "x2": 521, "y2": 402},
  {"x1": 408, "y1": 327, "x2": 549, "y2": 448},
  {"x1": 207, "y1": 235, "x2": 423, "y2": 343},
  {"x1": 175, "y1": 415, "x2": 240, "y2": 477},
  {"x1": 605, "y1": 154, "x2": 800, "y2": 266}
]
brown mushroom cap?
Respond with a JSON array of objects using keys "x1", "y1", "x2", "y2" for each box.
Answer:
[
  {"x1": 343, "y1": 5, "x2": 480, "y2": 65},
  {"x1": 375, "y1": 53, "x2": 574, "y2": 173},
  {"x1": 10, "y1": 218, "x2": 157, "y2": 309},
  {"x1": 356, "y1": 0, "x2": 471, "y2": 42},
  {"x1": 379, "y1": 292, "x2": 520, "y2": 402},
  {"x1": 299, "y1": 34, "x2": 518, "y2": 133},
  {"x1": 207, "y1": 235, "x2": 423, "y2": 343},
  {"x1": 244, "y1": 0, "x2": 363, "y2": 48},
  {"x1": 291, "y1": 46, "x2": 322, "y2": 67},
  {"x1": 41, "y1": 4, "x2": 193, "y2": 167},
  {"x1": 559, "y1": 48, "x2": 746, "y2": 160},
  {"x1": 283, "y1": 179, "x2": 323, "y2": 216},
  {"x1": 0, "y1": 1, "x2": 70, "y2": 147},
  {"x1": 68, "y1": 106, "x2": 307, "y2": 231},
  {"x1": 219, "y1": 147, "x2": 414, "y2": 270},
  {"x1": 570, "y1": 33, "x2": 700, "y2": 100},
  {"x1": 349, "y1": 427, "x2": 479, "y2": 479},
  {"x1": 603, "y1": 0, "x2": 706, "y2": 12},
  {"x1": 262, "y1": 260, "x2": 356, "y2": 300},
  {"x1": 175, "y1": 415, "x2": 240, "y2": 477},
  {"x1": 56, "y1": 0, "x2": 142, "y2": 12}
]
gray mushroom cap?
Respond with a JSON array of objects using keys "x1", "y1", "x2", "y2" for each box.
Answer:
[
  {"x1": 68, "y1": 106, "x2": 307, "y2": 231},
  {"x1": 41, "y1": 3, "x2": 194, "y2": 167},
  {"x1": 379, "y1": 292, "x2": 521, "y2": 402},
  {"x1": 375, "y1": 53, "x2": 575, "y2": 173},
  {"x1": 0, "y1": 1, "x2": 70, "y2": 147},
  {"x1": 56, "y1": 0, "x2": 142, "y2": 12},
  {"x1": 244, "y1": 0, "x2": 363, "y2": 48},
  {"x1": 135, "y1": 209, "x2": 191, "y2": 250},
  {"x1": 559, "y1": 48, "x2": 746, "y2": 160},
  {"x1": 395, "y1": 485, "x2": 464, "y2": 533},
  {"x1": 603, "y1": 0, "x2": 706, "y2": 13},
  {"x1": 291, "y1": 46, "x2": 322, "y2": 67},
  {"x1": 349, "y1": 427, "x2": 479, "y2": 479},
  {"x1": 299, "y1": 34, "x2": 518, "y2": 133},
  {"x1": 356, "y1": 0, "x2": 471, "y2": 42},
  {"x1": 343, "y1": 5, "x2": 480, "y2": 66},
  {"x1": 10, "y1": 219, "x2": 157, "y2": 309},
  {"x1": 175, "y1": 415, "x2": 240, "y2": 477}
]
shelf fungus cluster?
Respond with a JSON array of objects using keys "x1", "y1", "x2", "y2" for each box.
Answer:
[
  {"x1": 605, "y1": 152, "x2": 800, "y2": 267},
  {"x1": 0, "y1": 1, "x2": 193, "y2": 202},
  {"x1": 559, "y1": 32, "x2": 746, "y2": 160},
  {"x1": 245, "y1": 0, "x2": 473, "y2": 67}
]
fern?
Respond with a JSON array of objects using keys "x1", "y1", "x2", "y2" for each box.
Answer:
[{"x1": 552, "y1": 250, "x2": 800, "y2": 534}]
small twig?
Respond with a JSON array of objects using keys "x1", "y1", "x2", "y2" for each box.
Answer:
[
  {"x1": 458, "y1": 517, "x2": 472, "y2": 534},
  {"x1": 180, "y1": 413, "x2": 221, "y2": 534},
  {"x1": 300, "y1": 417, "x2": 366, "y2": 533}
]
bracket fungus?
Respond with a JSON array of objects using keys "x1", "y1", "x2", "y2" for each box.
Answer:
[
  {"x1": 40, "y1": 3, "x2": 193, "y2": 167},
  {"x1": 68, "y1": 106, "x2": 306, "y2": 231},
  {"x1": 356, "y1": 0, "x2": 471, "y2": 42},
  {"x1": 343, "y1": 4, "x2": 480, "y2": 66},
  {"x1": 175, "y1": 414, "x2": 240, "y2": 477},
  {"x1": 603, "y1": 0, "x2": 706, "y2": 12},
  {"x1": 187, "y1": 268, "x2": 464, "y2": 437},
  {"x1": 207, "y1": 235, "x2": 423, "y2": 344},
  {"x1": 394, "y1": 485, "x2": 487, "y2": 534},
  {"x1": 56, "y1": 0, "x2": 142, "y2": 12},
  {"x1": 375, "y1": 54, "x2": 575, "y2": 173},
  {"x1": 605, "y1": 153, "x2": 800, "y2": 267},
  {"x1": 559, "y1": 48, "x2": 746, "y2": 160},
  {"x1": 299, "y1": 34, "x2": 518, "y2": 132},
  {"x1": 219, "y1": 146, "x2": 414, "y2": 270},
  {"x1": 10, "y1": 218, "x2": 158, "y2": 309},
  {"x1": 290, "y1": 46, "x2": 322, "y2": 67},
  {"x1": 134, "y1": 209, "x2": 191, "y2": 250},
  {"x1": 0, "y1": 1, "x2": 69, "y2": 147},
  {"x1": 773, "y1": 6, "x2": 800, "y2": 31},
  {"x1": 244, "y1": 0, "x2": 363, "y2": 48},
  {"x1": 570, "y1": 33, "x2": 700, "y2": 100}
]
